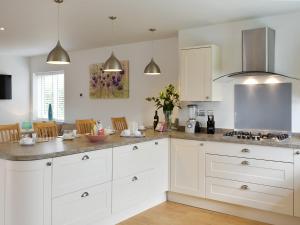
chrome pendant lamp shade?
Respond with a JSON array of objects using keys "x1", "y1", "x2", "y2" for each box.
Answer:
[
  {"x1": 144, "y1": 58, "x2": 161, "y2": 75},
  {"x1": 47, "y1": 0, "x2": 70, "y2": 64},
  {"x1": 103, "y1": 16, "x2": 122, "y2": 72},
  {"x1": 47, "y1": 41, "x2": 70, "y2": 64},
  {"x1": 144, "y1": 28, "x2": 161, "y2": 75},
  {"x1": 103, "y1": 52, "x2": 123, "y2": 72}
]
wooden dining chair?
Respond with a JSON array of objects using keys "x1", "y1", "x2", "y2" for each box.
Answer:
[
  {"x1": 76, "y1": 119, "x2": 96, "y2": 134},
  {"x1": 0, "y1": 123, "x2": 21, "y2": 143},
  {"x1": 33, "y1": 121, "x2": 58, "y2": 138},
  {"x1": 111, "y1": 117, "x2": 128, "y2": 131}
]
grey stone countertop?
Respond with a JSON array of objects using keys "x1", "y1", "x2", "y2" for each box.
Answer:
[{"x1": 0, "y1": 129, "x2": 300, "y2": 161}]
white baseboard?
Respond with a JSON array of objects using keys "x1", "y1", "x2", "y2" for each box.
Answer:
[
  {"x1": 167, "y1": 192, "x2": 300, "y2": 225},
  {"x1": 98, "y1": 192, "x2": 167, "y2": 225}
]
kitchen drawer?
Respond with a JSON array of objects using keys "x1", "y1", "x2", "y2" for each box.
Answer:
[
  {"x1": 206, "y1": 177, "x2": 293, "y2": 216},
  {"x1": 206, "y1": 154, "x2": 294, "y2": 189},
  {"x1": 113, "y1": 141, "x2": 154, "y2": 179},
  {"x1": 52, "y1": 182, "x2": 111, "y2": 225},
  {"x1": 112, "y1": 170, "x2": 153, "y2": 213},
  {"x1": 52, "y1": 148, "x2": 112, "y2": 197},
  {"x1": 205, "y1": 141, "x2": 293, "y2": 162}
]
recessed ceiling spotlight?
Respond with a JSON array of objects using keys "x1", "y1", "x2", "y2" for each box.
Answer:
[{"x1": 0, "y1": 27, "x2": 5, "y2": 31}]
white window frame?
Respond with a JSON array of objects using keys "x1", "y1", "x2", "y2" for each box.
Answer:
[{"x1": 32, "y1": 70, "x2": 65, "y2": 122}]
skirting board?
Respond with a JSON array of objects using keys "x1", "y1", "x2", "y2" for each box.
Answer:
[
  {"x1": 167, "y1": 192, "x2": 300, "y2": 225},
  {"x1": 97, "y1": 193, "x2": 167, "y2": 225}
]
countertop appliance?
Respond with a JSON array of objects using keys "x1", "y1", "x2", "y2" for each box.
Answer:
[
  {"x1": 185, "y1": 104, "x2": 198, "y2": 133},
  {"x1": 207, "y1": 115, "x2": 215, "y2": 134},
  {"x1": 224, "y1": 130, "x2": 289, "y2": 142}
]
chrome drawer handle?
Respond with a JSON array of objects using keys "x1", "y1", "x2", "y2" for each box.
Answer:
[
  {"x1": 132, "y1": 176, "x2": 138, "y2": 182},
  {"x1": 241, "y1": 185, "x2": 249, "y2": 190},
  {"x1": 81, "y1": 192, "x2": 89, "y2": 198},
  {"x1": 82, "y1": 155, "x2": 90, "y2": 161},
  {"x1": 241, "y1": 148, "x2": 250, "y2": 153},
  {"x1": 296, "y1": 151, "x2": 300, "y2": 155},
  {"x1": 132, "y1": 146, "x2": 139, "y2": 151},
  {"x1": 241, "y1": 161, "x2": 250, "y2": 166}
]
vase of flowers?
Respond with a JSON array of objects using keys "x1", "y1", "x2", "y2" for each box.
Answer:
[{"x1": 146, "y1": 84, "x2": 181, "y2": 130}]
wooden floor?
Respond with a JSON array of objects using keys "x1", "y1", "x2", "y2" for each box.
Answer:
[{"x1": 118, "y1": 202, "x2": 270, "y2": 225}]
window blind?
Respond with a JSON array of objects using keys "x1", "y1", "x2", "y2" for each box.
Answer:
[{"x1": 36, "y1": 71, "x2": 65, "y2": 121}]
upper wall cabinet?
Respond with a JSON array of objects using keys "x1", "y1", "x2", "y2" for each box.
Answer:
[{"x1": 179, "y1": 45, "x2": 222, "y2": 102}]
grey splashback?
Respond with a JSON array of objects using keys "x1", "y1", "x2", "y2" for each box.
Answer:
[{"x1": 234, "y1": 83, "x2": 292, "y2": 131}]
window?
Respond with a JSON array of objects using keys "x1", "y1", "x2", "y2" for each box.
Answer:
[{"x1": 34, "y1": 71, "x2": 65, "y2": 121}]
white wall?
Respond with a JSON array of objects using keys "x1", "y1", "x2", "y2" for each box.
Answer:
[
  {"x1": 179, "y1": 12, "x2": 300, "y2": 132},
  {"x1": 0, "y1": 56, "x2": 30, "y2": 124},
  {"x1": 30, "y1": 37, "x2": 178, "y2": 127}
]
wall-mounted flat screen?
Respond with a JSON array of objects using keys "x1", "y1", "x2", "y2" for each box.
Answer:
[{"x1": 0, "y1": 75, "x2": 12, "y2": 99}]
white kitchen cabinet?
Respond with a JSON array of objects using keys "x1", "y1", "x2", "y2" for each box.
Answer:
[
  {"x1": 205, "y1": 141, "x2": 294, "y2": 162},
  {"x1": 113, "y1": 142, "x2": 153, "y2": 179},
  {"x1": 294, "y1": 149, "x2": 300, "y2": 217},
  {"x1": 0, "y1": 160, "x2": 4, "y2": 225},
  {"x1": 112, "y1": 170, "x2": 154, "y2": 213},
  {"x1": 52, "y1": 182, "x2": 112, "y2": 225},
  {"x1": 5, "y1": 159, "x2": 52, "y2": 225},
  {"x1": 171, "y1": 139, "x2": 205, "y2": 197},
  {"x1": 206, "y1": 177, "x2": 294, "y2": 216},
  {"x1": 152, "y1": 138, "x2": 169, "y2": 193},
  {"x1": 206, "y1": 154, "x2": 294, "y2": 189},
  {"x1": 52, "y1": 148, "x2": 112, "y2": 197},
  {"x1": 179, "y1": 45, "x2": 222, "y2": 102}
]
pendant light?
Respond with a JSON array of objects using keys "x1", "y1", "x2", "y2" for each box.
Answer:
[
  {"x1": 144, "y1": 28, "x2": 161, "y2": 75},
  {"x1": 103, "y1": 16, "x2": 122, "y2": 72},
  {"x1": 47, "y1": 0, "x2": 70, "y2": 64}
]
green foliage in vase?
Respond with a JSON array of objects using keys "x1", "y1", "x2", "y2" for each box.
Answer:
[{"x1": 146, "y1": 84, "x2": 181, "y2": 112}]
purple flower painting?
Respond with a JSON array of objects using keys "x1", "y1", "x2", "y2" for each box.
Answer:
[{"x1": 89, "y1": 60, "x2": 129, "y2": 99}]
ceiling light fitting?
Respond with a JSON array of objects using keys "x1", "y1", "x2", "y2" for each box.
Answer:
[
  {"x1": 47, "y1": 0, "x2": 70, "y2": 65},
  {"x1": 144, "y1": 28, "x2": 161, "y2": 76}
]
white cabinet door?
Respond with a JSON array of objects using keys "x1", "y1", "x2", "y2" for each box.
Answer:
[
  {"x1": 53, "y1": 183, "x2": 112, "y2": 225},
  {"x1": 295, "y1": 149, "x2": 300, "y2": 217},
  {"x1": 5, "y1": 159, "x2": 52, "y2": 225},
  {"x1": 152, "y1": 138, "x2": 169, "y2": 193},
  {"x1": 206, "y1": 154, "x2": 294, "y2": 189},
  {"x1": 179, "y1": 45, "x2": 221, "y2": 102},
  {"x1": 171, "y1": 139, "x2": 205, "y2": 197},
  {"x1": 0, "y1": 160, "x2": 4, "y2": 225},
  {"x1": 53, "y1": 148, "x2": 112, "y2": 197},
  {"x1": 113, "y1": 142, "x2": 153, "y2": 180},
  {"x1": 180, "y1": 48, "x2": 210, "y2": 101},
  {"x1": 206, "y1": 177, "x2": 293, "y2": 216},
  {"x1": 112, "y1": 170, "x2": 154, "y2": 213},
  {"x1": 205, "y1": 141, "x2": 294, "y2": 162}
]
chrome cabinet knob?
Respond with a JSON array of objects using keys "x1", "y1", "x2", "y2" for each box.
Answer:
[
  {"x1": 241, "y1": 148, "x2": 250, "y2": 153},
  {"x1": 82, "y1": 155, "x2": 90, "y2": 161},
  {"x1": 241, "y1": 185, "x2": 249, "y2": 190},
  {"x1": 46, "y1": 162, "x2": 52, "y2": 167},
  {"x1": 206, "y1": 96, "x2": 210, "y2": 100},
  {"x1": 155, "y1": 142, "x2": 159, "y2": 145},
  {"x1": 133, "y1": 146, "x2": 139, "y2": 151},
  {"x1": 81, "y1": 192, "x2": 89, "y2": 198},
  {"x1": 132, "y1": 176, "x2": 138, "y2": 182},
  {"x1": 296, "y1": 151, "x2": 300, "y2": 155},
  {"x1": 241, "y1": 160, "x2": 250, "y2": 166},
  {"x1": 200, "y1": 143, "x2": 204, "y2": 147}
]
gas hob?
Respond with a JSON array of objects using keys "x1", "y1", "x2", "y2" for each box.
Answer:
[{"x1": 223, "y1": 130, "x2": 289, "y2": 142}]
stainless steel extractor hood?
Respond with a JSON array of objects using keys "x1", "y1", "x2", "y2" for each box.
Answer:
[{"x1": 214, "y1": 27, "x2": 299, "y2": 81}]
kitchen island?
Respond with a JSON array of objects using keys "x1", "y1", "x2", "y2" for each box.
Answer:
[{"x1": 0, "y1": 130, "x2": 300, "y2": 225}]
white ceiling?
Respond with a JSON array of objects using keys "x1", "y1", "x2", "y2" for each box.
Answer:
[{"x1": 1, "y1": 0, "x2": 300, "y2": 56}]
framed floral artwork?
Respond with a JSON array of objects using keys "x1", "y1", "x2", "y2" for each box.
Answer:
[{"x1": 89, "y1": 60, "x2": 129, "y2": 99}]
